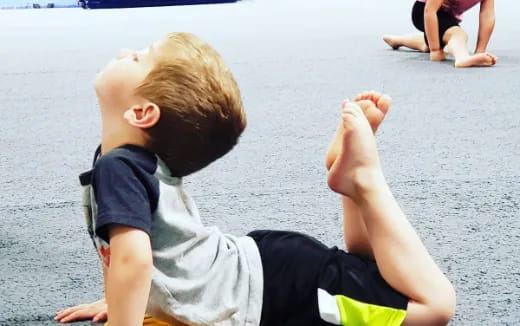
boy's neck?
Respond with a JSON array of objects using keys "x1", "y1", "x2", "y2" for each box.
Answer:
[{"x1": 100, "y1": 120, "x2": 148, "y2": 154}]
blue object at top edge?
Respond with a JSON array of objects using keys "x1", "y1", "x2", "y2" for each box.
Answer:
[{"x1": 85, "y1": 0, "x2": 238, "y2": 9}]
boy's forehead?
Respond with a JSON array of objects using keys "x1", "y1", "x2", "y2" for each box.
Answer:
[
  {"x1": 145, "y1": 40, "x2": 167, "y2": 62},
  {"x1": 152, "y1": 38, "x2": 183, "y2": 63},
  {"x1": 148, "y1": 41, "x2": 159, "y2": 54},
  {"x1": 151, "y1": 38, "x2": 171, "y2": 56},
  {"x1": 151, "y1": 39, "x2": 164, "y2": 51}
]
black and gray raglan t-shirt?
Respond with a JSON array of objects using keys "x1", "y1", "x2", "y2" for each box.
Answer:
[{"x1": 79, "y1": 145, "x2": 263, "y2": 325}]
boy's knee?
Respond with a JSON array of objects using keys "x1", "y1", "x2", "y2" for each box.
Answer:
[{"x1": 428, "y1": 284, "x2": 457, "y2": 325}]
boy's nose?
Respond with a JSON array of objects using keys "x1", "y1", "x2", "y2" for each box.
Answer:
[{"x1": 117, "y1": 48, "x2": 133, "y2": 59}]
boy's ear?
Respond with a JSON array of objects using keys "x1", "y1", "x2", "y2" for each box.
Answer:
[{"x1": 123, "y1": 103, "x2": 160, "y2": 129}]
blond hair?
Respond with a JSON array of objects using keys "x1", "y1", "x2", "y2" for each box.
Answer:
[{"x1": 136, "y1": 33, "x2": 246, "y2": 177}]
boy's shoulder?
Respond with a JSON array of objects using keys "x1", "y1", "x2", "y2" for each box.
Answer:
[
  {"x1": 94, "y1": 144, "x2": 157, "y2": 175},
  {"x1": 91, "y1": 145, "x2": 162, "y2": 203},
  {"x1": 87, "y1": 145, "x2": 162, "y2": 243}
]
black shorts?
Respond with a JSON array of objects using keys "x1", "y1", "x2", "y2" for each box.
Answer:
[
  {"x1": 412, "y1": 1, "x2": 459, "y2": 48},
  {"x1": 248, "y1": 230, "x2": 409, "y2": 326}
]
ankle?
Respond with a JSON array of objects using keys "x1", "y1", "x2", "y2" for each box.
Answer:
[{"x1": 349, "y1": 168, "x2": 387, "y2": 202}]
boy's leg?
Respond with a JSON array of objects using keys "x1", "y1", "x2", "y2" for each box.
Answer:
[
  {"x1": 325, "y1": 92, "x2": 391, "y2": 260},
  {"x1": 327, "y1": 119, "x2": 373, "y2": 259},
  {"x1": 327, "y1": 102, "x2": 455, "y2": 325},
  {"x1": 383, "y1": 34, "x2": 429, "y2": 52},
  {"x1": 443, "y1": 26, "x2": 497, "y2": 67}
]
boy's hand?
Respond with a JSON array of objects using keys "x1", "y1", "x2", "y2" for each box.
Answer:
[
  {"x1": 430, "y1": 50, "x2": 446, "y2": 61},
  {"x1": 55, "y1": 298, "x2": 107, "y2": 323}
]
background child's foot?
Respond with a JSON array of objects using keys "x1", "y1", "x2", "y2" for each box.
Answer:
[
  {"x1": 455, "y1": 53, "x2": 497, "y2": 68},
  {"x1": 325, "y1": 92, "x2": 391, "y2": 170},
  {"x1": 383, "y1": 35, "x2": 400, "y2": 50},
  {"x1": 327, "y1": 102, "x2": 383, "y2": 199},
  {"x1": 383, "y1": 35, "x2": 429, "y2": 53}
]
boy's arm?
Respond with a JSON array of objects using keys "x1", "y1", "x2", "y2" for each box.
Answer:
[
  {"x1": 106, "y1": 225, "x2": 153, "y2": 326},
  {"x1": 424, "y1": 0, "x2": 446, "y2": 60},
  {"x1": 475, "y1": 0, "x2": 495, "y2": 53}
]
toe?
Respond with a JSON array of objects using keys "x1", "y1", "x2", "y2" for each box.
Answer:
[
  {"x1": 343, "y1": 102, "x2": 363, "y2": 117},
  {"x1": 484, "y1": 54, "x2": 494, "y2": 66},
  {"x1": 376, "y1": 95, "x2": 392, "y2": 113},
  {"x1": 488, "y1": 54, "x2": 497, "y2": 65},
  {"x1": 356, "y1": 92, "x2": 366, "y2": 101},
  {"x1": 356, "y1": 100, "x2": 374, "y2": 113},
  {"x1": 369, "y1": 90, "x2": 382, "y2": 103},
  {"x1": 354, "y1": 91, "x2": 369, "y2": 102}
]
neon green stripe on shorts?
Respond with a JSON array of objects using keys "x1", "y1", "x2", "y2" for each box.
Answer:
[{"x1": 318, "y1": 288, "x2": 407, "y2": 326}]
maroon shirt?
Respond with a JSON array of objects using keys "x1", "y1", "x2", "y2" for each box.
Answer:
[{"x1": 417, "y1": 0, "x2": 482, "y2": 22}]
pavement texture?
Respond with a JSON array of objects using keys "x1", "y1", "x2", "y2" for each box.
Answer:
[{"x1": 1, "y1": 0, "x2": 519, "y2": 325}]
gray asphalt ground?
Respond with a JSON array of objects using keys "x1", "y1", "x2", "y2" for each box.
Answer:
[{"x1": 1, "y1": 0, "x2": 519, "y2": 325}]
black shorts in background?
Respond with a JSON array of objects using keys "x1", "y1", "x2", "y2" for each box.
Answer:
[
  {"x1": 412, "y1": 1, "x2": 459, "y2": 48},
  {"x1": 248, "y1": 230, "x2": 408, "y2": 326}
]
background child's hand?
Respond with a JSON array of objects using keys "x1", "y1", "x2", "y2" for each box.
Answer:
[
  {"x1": 430, "y1": 50, "x2": 446, "y2": 61},
  {"x1": 55, "y1": 298, "x2": 107, "y2": 323}
]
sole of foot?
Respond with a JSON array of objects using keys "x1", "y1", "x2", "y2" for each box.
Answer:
[{"x1": 327, "y1": 102, "x2": 383, "y2": 198}]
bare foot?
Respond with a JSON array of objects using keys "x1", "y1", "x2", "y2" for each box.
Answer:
[
  {"x1": 325, "y1": 91, "x2": 391, "y2": 170},
  {"x1": 455, "y1": 53, "x2": 497, "y2": 68},
  {"x1": 383, "y1": 35, "x2": 400, "y2": 50},
  {"x1": 383, "y1": 35, "x2": 429, "y2": 53},
  {"x1": 327, "y1": 102, "x2": 383, "y2": 199},
  {"x1": 353, "y1": 91, "x2": 391, "y2": 132}
]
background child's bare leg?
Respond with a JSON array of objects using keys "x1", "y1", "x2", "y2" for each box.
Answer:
[
  {"x1": 383, "y1": 34, "x2": 429, "y2": 52},
  {"x1": 443, "y1": 26, "x2": 497, "y2": 67},
  {"x1": 328, "y1": 102, "x2": 456, "y2": 326}
]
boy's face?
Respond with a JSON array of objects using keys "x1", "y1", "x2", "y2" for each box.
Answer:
[{"x1": 94, "y1": 40, "x2": 162, "y2": 112}]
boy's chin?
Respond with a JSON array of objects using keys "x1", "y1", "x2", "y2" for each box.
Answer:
[
  {"x1": 93, "y1": 68, "x2": 105, "y2": 87},
  {"x1": 93, "y1": 76, "x2": 104, "y2": 95},
  {"x1": 93, "y1": 78, "x2": 113, "y2": 102},
  {"x1": 93, "y1": 61, "x2": 115, "y2": 85},
  {"x1": 93, "y1": 70, "x2": 114, "y2": 95}
]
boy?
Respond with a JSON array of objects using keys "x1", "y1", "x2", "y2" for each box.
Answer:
[{"x1": 56, "y1": 33, "x2": 456, "y2": 326}]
